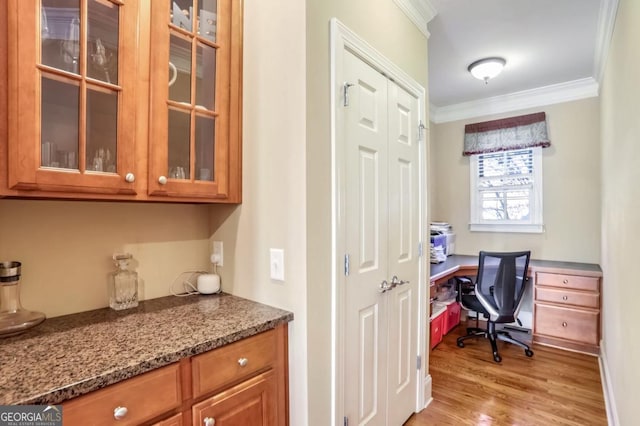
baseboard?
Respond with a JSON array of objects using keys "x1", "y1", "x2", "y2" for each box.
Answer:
[
  {"x1": 599, "y1": 341, "x2": 620, "y2": 426},
  {"x1": 423, "y1": 374, "x2": 433, "y2": 409}
]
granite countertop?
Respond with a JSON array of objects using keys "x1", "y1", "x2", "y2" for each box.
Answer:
[{"x1": 0, "y1": 293, "x2": 293, "y2": 405}]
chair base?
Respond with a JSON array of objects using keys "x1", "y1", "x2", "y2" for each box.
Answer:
[{"x1": 456, "y1": 321, "x2": 534, "y2": 363}]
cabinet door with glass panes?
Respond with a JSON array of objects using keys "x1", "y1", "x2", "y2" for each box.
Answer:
[
  {"x1": 7, "y1": 0, "x2": 138, "y2": 196},
  {"x1": 148, "y1": 0, "x2": 242, "y2": 201}
]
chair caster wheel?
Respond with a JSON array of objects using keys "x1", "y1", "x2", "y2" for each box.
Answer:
[
  {"x1": 493, "y1": 353, "x2": 502, "y2": 363},
  {"x1": 525, "y1": 349, "x2": 534, "y2": 357},
  {"x1": 457, "y1": 340, "x2": 465, "y2": 348}
]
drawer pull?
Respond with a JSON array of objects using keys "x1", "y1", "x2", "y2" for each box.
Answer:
[
  {"x1": 562, "y1": 322, "x2": 568, "y2": 327},
  {"x1": 563, "y1": 279, "x2": 569, "y2": 284},
  {"x1": 238, "y1": 357, "x2": 248, "y2": 367},
  {"x1": 204, "y1": 417, "x2": 216, "y2": 426},
  {"x1": 562, "y1": 296, "x2": 568, "y2": 301},
  {"x1": 113, "y1": 406, "x2": 128, "y2": 420}
]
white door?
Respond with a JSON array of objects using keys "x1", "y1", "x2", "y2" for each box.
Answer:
[
  {"x1": 385, "y1": 81, "x2": 420, "y2": 426},
  {"x1": 342, "y1": 49, "x2": 420, "y2": 426}
]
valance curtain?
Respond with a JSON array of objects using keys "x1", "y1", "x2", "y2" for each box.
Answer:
[{"x1": 463, "y1": 112, "x2": 551, "y2": 156}]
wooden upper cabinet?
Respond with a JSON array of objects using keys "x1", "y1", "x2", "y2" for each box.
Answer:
[
  {"x1": 3, "y1": 0, "x2": 242, "y2": 203},
  {"x1": 7, "y1": 0, "x2": 138, "y2": 196},
  {"x1": 148, "y1": 0, "x2": 242, "y2": 202}
]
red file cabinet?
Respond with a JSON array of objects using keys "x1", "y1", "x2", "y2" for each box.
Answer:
[
  {"x1": 444, "y1": 302, "x2": 461, "y2": 334},
  {"x1": 430, "y1": 312, "x2": 444, "y2": 349}
]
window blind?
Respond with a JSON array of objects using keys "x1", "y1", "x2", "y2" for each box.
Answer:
[{"x1": 477, "y1": 149, "x2": 534, "y2": 221}]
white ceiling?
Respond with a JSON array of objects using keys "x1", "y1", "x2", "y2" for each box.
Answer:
[{"x1": 427, "y1": 0, "x2": 603, "y2": 109}]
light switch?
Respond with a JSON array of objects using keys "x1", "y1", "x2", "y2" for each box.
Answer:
[{"x1": 270, "y1": 248, "x2": 285, "y2": 281}]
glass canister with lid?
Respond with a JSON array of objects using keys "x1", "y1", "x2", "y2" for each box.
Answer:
[
  {"x1": 109, "y1": 253, "x2": 139, "y2": 310},
  {"x1": 0, "y1": 261, "x2": 46, "y2": 337}
]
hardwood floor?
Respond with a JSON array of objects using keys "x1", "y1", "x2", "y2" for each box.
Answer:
[{"x1": 405, "y1": 321, "x2": 607, "y2": 426}]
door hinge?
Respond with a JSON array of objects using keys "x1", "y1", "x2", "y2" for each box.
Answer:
[
  {"x1": 418, "y1": 121, "x2": 426, "y2": 140},
  {"x1": 344, "y1": 254, "x2": 350, "y2": 276},
  {"x1": 343, "y1": 82, "x2": 354, "y2": 107},
  {"x1": 417, "y1": 355, "x2": 422, "y2": 370},
  {"x1": 418, "y1": 241, "x2": 423, "y2": 257},
  {"x1": 344, "y1": 416, "x2": 349, "y2": 426}
]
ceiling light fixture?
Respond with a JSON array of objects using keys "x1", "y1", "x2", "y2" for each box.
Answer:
[{"x1": 468, "y1": 57, "x2": 506, "y2": 84}]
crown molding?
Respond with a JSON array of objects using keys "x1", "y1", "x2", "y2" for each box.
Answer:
[
  {"x1": 593, "y1": 0, "x2": 620, "y2": 83},
  {"x1": 393, "y1": 0, "x2": 437, "y2": 38},
  {"x1": 430, "y1": 78, "x2": 599, "y2": 124}
]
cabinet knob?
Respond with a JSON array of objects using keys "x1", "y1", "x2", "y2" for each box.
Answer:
[
  {"x1": 562, "y1": 295, "x2": 568, "y2": 301},
  {"x1": 113, "y1": 406, "x2": 128, "y2": 420},
  {"x1": 158, "y1": 175, "x2": 168, "y2": 185},
  {"x1": 562, "y1": 322, "x2": 568, "y2": 327},
  {"x1": 238, "y1": 357, "x2": 248, "y2": 367},
  {"x1": 204, "y1": 417, "x2": 215, "y2": 426},
  {"x1": 563, "y1": 279, "x2": 569, "y2": 284},
  {"x1": 125, "y1": 173, "x2": 135, "y2": 183}
]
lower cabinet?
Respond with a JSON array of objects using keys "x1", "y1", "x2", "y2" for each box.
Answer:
[
  {"x1": 533, "y1": 271, "x2": 601, "y2": 354},
  {"x1": 193, "y1": 371, "x2": 277, "y2": 426},
  {"x1": 62, "y1": 324, "x2": 288, "y2": 426}
]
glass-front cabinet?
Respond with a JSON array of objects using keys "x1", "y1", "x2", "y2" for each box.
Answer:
[
  {"x1": 7, "y1": 0, "x2": 137, "y2": 195},
  {"x1": 4, "y1": 0, "x2": 242, "y2": 202},
  {"x1": 148, "y1": 0, "x2": 241, "y2": 201}
]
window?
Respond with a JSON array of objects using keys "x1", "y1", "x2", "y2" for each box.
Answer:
[{"x1": 469, "y1": 147, "x2": 543, "y2": 233}]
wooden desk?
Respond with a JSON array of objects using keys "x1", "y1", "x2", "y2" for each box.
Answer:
[{"x1": 429, "y1": 255, "x2": 603, "y2": 355}]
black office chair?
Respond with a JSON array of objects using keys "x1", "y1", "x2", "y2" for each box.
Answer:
[{"x1": 456, "y1": 251, "x2": 534, "y2": 362}]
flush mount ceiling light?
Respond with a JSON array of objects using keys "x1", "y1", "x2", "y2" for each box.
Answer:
[{"x1": 468, "y1": 57, "x2": 506, "y2": 84}]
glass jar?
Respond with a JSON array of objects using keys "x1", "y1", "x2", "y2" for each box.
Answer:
[{"x1": 109, "y1": 253, "x2": 138, "y2": 310}]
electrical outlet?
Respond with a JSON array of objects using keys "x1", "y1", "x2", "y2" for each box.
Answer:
[
  {"x1": 270, "y1": 248, "x2": 285, "y2": 281},
  {"x1": 212, "y1": 241, "x2": 223, "y2": 266}
]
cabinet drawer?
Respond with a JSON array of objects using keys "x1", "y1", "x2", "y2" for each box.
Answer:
[
  {"x1": 192, "y1": 329, "x2": 277, "y2": 398},
  {"x1": 62, "y1": 364, "x2": 181, "y2": 426},
  {"x1": 534, "y1": 304, "x2": 598, "y2": 345},
  {"x1": 536, "y1": 272, "x2": 599, "y2": 292},
  {"x1": 535, "y1": 287, "x2": 599, "y2": 309}
]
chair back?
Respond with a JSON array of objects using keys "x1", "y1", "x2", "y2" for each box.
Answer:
[{"x1": 474, "y1": 251, "x2": 531, "y2": 323}]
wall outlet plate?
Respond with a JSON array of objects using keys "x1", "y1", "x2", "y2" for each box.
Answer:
[{"x1": 212, "y1": 241, "x2": 223, "y2": 266}]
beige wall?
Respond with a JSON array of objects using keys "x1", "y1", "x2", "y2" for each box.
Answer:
[
  {"x1": 306, "y1": 1, "x2": 428, "y2": 425},
  {"x1": 600, "y1": 0, "x2": 640, "y2": 423},
  {"x1": 211, "y1": 2, "x2": 428, "y2": 424},
  {"x1": 0, "y1": 200, "x2": 210, "y2": 317},
  {"x1": 207, "y1": 0, "x2": 309, "y2": 425},
  {"x1": 431, "y1": 98, "x2": 601, "y2": 263}
]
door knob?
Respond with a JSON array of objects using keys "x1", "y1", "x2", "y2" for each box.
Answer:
[
  {"x1": 390, "y1": 275, "x2": 409, "y2": 286},
  {"x1": 379, "y1": 280, "x2": 392, "y2": 293}
]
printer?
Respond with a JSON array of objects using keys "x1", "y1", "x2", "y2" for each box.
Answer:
[{"x1": 430, "y1": 222, "x2": 455, "y2": 256}]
